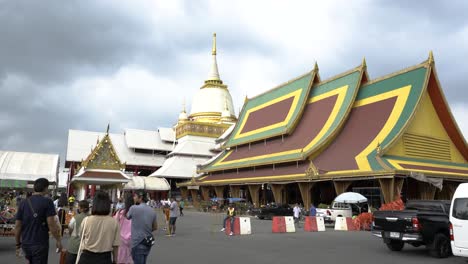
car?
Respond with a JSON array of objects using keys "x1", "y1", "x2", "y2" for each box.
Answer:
[
  {"x1": 450, "y1": 183, "x2": 468, "y2": 258},
  {"x1": 251, "y1": 204, "x2": 293, "y2": 220},
  {"x1": 372, "y1": 200, "x2": 452, "y2": 258}
]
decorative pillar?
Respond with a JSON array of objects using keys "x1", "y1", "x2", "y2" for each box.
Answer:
[
  {"x1": 333, "y1": 181, "x2": 352, "y2": 196},
  {"x1": 298, "y1": 182, "x2": 315, "y2": 211},
  {"x1": 378, "y1": 178, "x2": 395, "y2": 204},
  {"x1": 230, "y1": 185, "x2": 241, "y2": 198},
  {"x1": 190, "y1": 189, "x2": 200, "y2": 207},
  {"x1": 214, "y1": 186, "x2": 225, "y2": 199},
  {"x1": 418, "y1": 181, "x2": 437, "y2": 200},
  {"x1": 200, "y1": 186, "x2": 211, "y2": 201},
  {"x1": 180, "y1": 187, "x2": 189, "y2": 201},
  {"x1": 394, "y1": 178, "x2": 404, "y2": 199},
  {"x1": 436, "y1": 181, "x2": 459, "y2": 200},
  {"x1": 76, "y1": 184, "x2": 86, "y2": 201},
  {"x1": 271, "y1": 184, "x2": 285, "y2": 204},
  {"x1": 247, "y1": 185, "x2": 261, "y2": 207}
]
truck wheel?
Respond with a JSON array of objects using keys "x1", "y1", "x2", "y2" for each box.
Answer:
[
  {"x1": 386, "y1": 240, "x2": 404, "y2": 251},
  {"x1": 429, "y1": 233, "x2": 451, "y2": 258}
]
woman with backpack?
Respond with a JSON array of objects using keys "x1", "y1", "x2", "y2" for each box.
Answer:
[{"x1": 114, "y1": 195, "x2": 134, "y2": 264}]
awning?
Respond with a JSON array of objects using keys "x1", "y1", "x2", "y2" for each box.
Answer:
[
  {"x1": 124, "y1": 176, "x2": 170, "y2": 191},
  {"x1": 0, "y1": 179, "x2": 28, "y2": 188}
]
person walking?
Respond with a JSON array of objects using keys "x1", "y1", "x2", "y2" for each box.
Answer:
[
  {"x1": 293, "y1": 203, "x2": 301, "y2": 227},
  {"x1": 127, "y1": 191, "x2": 158, "y2": 264},
  {"x1": 168, "y1": 198, "x2": 179, "y2": 237},
  {"x1": 116, "y1": 198, "x2": 125, "y2": 211},
  {"x1": 162, "y1": 203, "x2": 170, "y2": 231},
  {"x1": 179, "y1": 200, "x2": 185, "y2": 217},
  {"x1": 113, "y1": 195, "x2": 134, "y2": 264},
  {"x1": 309, "y1": 204, "x2": 317, "y2": 217},
  {"x1": 15, "y1": 178, "x2": 62, "y2": 264},
  {"x1": 77, "y1": 191, "x2": 120, "y2": 264},
  {"x1": 57, "y1": 193, "x2": 68, "y2": 237},
  {"x1": 220, "y1": 204, "x2": 236, "y2": 236},
  {"x1": 66, "y1": 200, "x2": 89, "y2": 264}
]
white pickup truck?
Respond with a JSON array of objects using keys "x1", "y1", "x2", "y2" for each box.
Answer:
[{"x1": 317, "y1": 202, "x2": 352, "y2": 222}]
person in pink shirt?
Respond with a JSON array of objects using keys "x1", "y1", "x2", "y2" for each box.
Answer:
[{"x1": 114, "y1": 195, "x2": 134, "y2": 264}]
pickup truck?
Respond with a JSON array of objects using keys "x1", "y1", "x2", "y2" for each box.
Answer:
[
  {"x1": 372, "y1": 200, "x2": 452, "y2": 258},
  {"x1": 317, "y1": 201, "x2": 369, "y2": 222}
]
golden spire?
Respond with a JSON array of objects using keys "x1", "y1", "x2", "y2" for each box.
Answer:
[
  {"x1": 313, "y1": 61, "x2": 319, "y2": 71},
  {"x1": 212, "y1": 33, "x2": 217, "y2": 55},
  {"x1": 362, "y1": 57, "x2": 367, "y2": 68},
  {"x1": 106, "y1": 123, "x2": 110, "y2": 134},
  {"x1": 182, "y1": 98, "x2": 186, "y2": 113},
  {"x1": 428, "y1": 50, "x2": 434, "y2": 65}
]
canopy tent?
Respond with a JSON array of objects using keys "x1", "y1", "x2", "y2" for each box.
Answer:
[
  {"x1": 0, "y1": 151, "x2": 59, "y2": 186},
  {"x1": 334, "y1": 192, "x2": 368, "y2": 203},
  {"x1": 124, "y1": 176, "x2": 170, "y2": 191}
]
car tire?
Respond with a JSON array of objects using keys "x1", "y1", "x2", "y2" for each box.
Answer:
[
  {"x1": 429, "y1": 233, "x2": 451, "y2": 258},
  {"x1": 385, "y1": 240, "x2": 405, "y2": 251}
]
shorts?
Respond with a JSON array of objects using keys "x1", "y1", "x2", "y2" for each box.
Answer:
[{"x1": 169, "y1": 217, "x2": 177, "y2": 225}]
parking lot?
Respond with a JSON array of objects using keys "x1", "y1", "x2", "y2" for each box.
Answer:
[{"x1": 0, "y1": 210, "x2": 465, "y2": 263}]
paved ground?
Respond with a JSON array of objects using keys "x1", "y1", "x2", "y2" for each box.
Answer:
[{"x1": 0, "y1": 210, "x2": 465, "y2": 263}]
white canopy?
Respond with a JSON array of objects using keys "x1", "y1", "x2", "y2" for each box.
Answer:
[
  {"x1": 0, "y1": 151, "x2": 59, "y2": 184},
  {"x1": 124, "y1": 176, "x2": 170, "y2": 191},
  {"x1": 334, "y1": 192, "x2": 368, "y2": 203}
]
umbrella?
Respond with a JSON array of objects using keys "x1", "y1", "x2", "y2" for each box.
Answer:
[{"x1": 334, "y1": 192, "x2": 368, "y2": 203}]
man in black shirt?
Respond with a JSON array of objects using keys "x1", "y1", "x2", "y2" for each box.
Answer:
[{"x1": 15, "y1": 178, "x2": 62, "y2": 264}]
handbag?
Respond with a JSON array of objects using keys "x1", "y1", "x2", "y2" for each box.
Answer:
[{"x1": 142, "y1": 235, "x2": 155, "y2": 247}]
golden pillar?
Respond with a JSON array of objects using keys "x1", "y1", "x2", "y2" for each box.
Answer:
[
  {"x1": 230, "y1": 185, "x2": 241, "y2": 198},
  {"x1": 247, "y1": 185, "x2": 261, "y2": 207},
  {"x1": 298, "y1": 182, "x2": 316, "y2": 211},
  {"x1": 190, "y1": 189, "x2": 200, "y2": 208},
  {"x1": 200, "y1": 186, "x2": 211, "y2": 201},
  {"x1": 180, "y1": 187, "x2": 189, "y2": 201},
  {"x1": 333, "y1": 181, "x2": 352, "y2": 196},
  {"x1": 271, "y1": 184, "x2": 285, "y2": 204},
  {"x1": 214, "y1": 186, "x2": 225, "y2": 199}
]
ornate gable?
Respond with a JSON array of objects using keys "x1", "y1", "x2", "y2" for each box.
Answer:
[{"x1": 80, "y1": 133, "x2": 125, "y2": 171}]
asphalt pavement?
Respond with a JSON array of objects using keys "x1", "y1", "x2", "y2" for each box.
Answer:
[{"x1": 0, "y1": 210, "x2": 465, "y2": 264}]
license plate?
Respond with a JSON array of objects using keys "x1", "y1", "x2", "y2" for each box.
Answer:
[{"x1": 390, "y1": 232, "x2": 400, "y2": 238}]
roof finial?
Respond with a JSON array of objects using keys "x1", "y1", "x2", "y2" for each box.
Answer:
[
  {"x1": 362, "y1": 57, "x2": 367, "y2": 68},
  {"x1": 212, "y1": 33, "x2": 217, "y2": 56},
  {"x1": 244, "y1": 94, "x2": 248, "y2": 103},
  {"x1": 106, "y1": 123, "x2": 110, "y2": 134},
  {"x1": 182, "y1": 98, "x2": 186, "y2": 113},
  {"x1": 313, "y1": 61, "x2": 319, "y2": 71},
  {"x1": 428, "y1": 50, "x2": 434, "y2": 64}
]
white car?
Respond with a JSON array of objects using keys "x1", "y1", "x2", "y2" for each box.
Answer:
[{"x1": 450, "y1": 183, "x2": 468, "y2": 258}]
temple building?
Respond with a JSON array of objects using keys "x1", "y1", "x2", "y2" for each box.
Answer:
[
  {"x1": 66, "y1": 33, "x2": 236, "y2": 197},
  {"x1": 149, "y1": 33, "x2": 237, "y2": 192},
  {"x1": 179, "y1": 52, "x2": 468, "y2": 209}
]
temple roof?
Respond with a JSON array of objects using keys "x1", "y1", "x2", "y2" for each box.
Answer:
[
  {"x1": 190, "y1": 54, "x2": 468, "y2": 186},
  {"x1": 201, "y1": 63, "x2": 367, "y2": 172}
]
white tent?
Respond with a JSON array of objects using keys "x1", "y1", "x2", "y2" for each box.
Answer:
[{"x1": 334, "y1": 192, "x2": 368, "y2": 203}]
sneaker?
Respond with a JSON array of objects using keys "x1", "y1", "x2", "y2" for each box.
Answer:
[
  {"x1": 220, "y1": 228, "x2": 225, "y2": 232},
  {"x1": 165, "y1": 234, "x2": 172, "y2": 237},
  {"x1": 229, "y1": 232, "x2": 233, "y2": 236}
]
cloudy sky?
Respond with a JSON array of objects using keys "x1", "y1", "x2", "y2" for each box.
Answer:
[{"x1": 1, "y1": 0, "x2": 467, "y2": 166}]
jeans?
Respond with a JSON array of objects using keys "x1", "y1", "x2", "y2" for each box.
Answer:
[
  {"x1": 132, "y1": 242, "x2": 152, "y2": 264},
  {"x1": 22, "y1": 243, "x2": 49, "y2": 264},
  {"x1": 223, "y1": 216, "x2": 235, "y2": 230}
]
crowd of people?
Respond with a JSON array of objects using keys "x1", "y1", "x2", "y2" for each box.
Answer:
[{"x1": 14, "y1": 178, "x2": 182, "y2": 264}]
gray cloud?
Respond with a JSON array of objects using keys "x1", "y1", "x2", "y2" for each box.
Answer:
[{"x1": 0, "y1": 0, "x2": 467, "y2": 166}]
